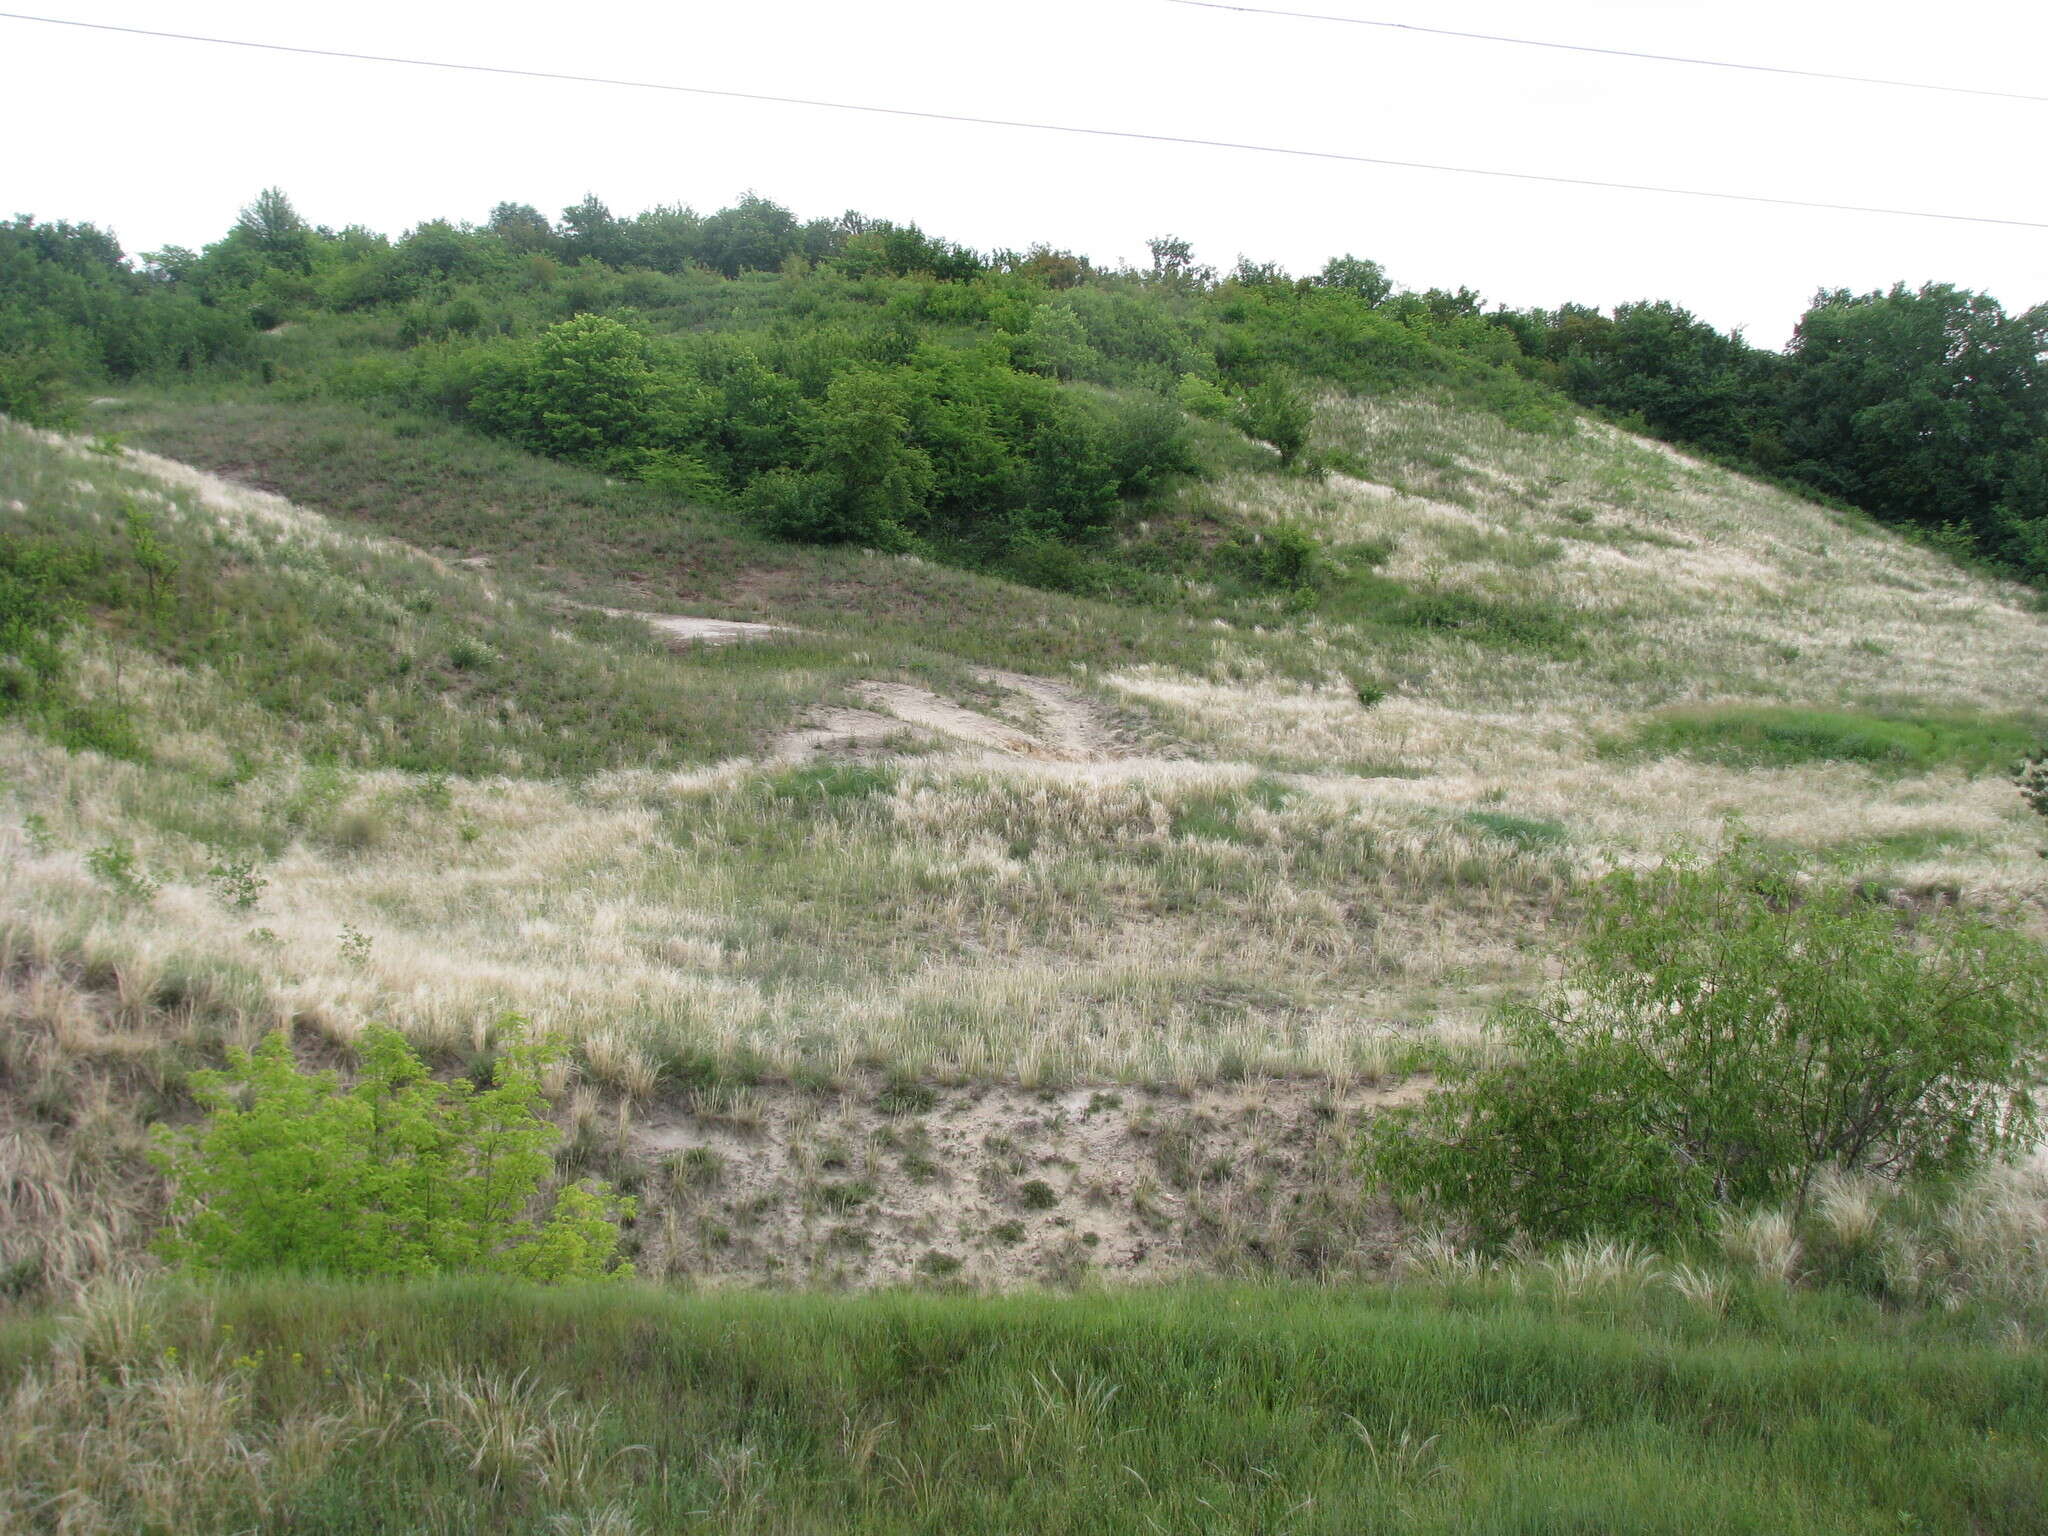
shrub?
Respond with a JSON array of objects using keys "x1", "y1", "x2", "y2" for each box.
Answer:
[
  {"x1": 0, "y1": 541, "x2": 79, "y2": 711},
  {"x1": 1175, "y1": 372, "x2": 1233, "y2": 419},
  {"x1": 1226, "y1": 522, "x2": 1322, "y2": 591},
  {"x1": 2019, "y1": 744, "x2": 2047, "y2": 849},
  {"x1": 151, "y1": 1020, "x2": 634, "y2": 1281},
  {"x1": 1364, "y1": 847, "x2": 2048, "y2": 1247},
  {"x1": 466, "y1": 313, "x2": 700, "y2": 471},
  {"x1": 1234, "y1": 375, "x2": 1314, "y2": 467}
]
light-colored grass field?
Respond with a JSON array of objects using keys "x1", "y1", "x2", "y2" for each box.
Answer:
[{"x1": 6, "y1": 403, "x2": 2045, "y2": 1086}]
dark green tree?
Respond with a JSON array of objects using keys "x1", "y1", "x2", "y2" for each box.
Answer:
[{"x1": 1780, "y1": 283, "x2": 2048, "y2": 572}]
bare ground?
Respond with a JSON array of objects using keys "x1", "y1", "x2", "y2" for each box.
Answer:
[{"x1": 628, "y1": 1073, "x2": 1426, "y2": 1289}]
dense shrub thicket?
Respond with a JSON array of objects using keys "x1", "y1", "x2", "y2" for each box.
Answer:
[
  {"x1": 5, "y1": 190, "x2": 2046, "y2": 577},
  {"x1": 1365, "y1": 847, "x2": 2048, "y2": 1246}
]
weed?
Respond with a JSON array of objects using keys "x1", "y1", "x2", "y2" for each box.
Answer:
[
  {"x1": 337, "y1": 924, "x2": 373, "y2": 968},
  {"x1": 84, "y1": 842, "x2": 159, "y2": 902},
  {"x1": 204, "y1": 854, "x2": 266, "y2": 913}
]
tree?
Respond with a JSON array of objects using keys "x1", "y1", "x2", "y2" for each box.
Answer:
[
  {"x1": 1553, "y1": 300, "x2": 1779, "y2": 460},
  {"x1": 1364, "y1": 848, "x2": 2048, "y2": 1246},
  {"x1": 1235, "y1": 375, "x2": 1314, "y2": 467},
  {"x1": 558, "y1": 193, "x2": 624, "y2": 266},
  {"x1": 151, "y1": 1021, "x2": 634, "y2": 1281},
  {"x1": 1780, "y1": 283, "x2": 2048, "y2": 573},
  {"x1": 1145, "y1": 234, "x2": 1214, "y2": 290},
  {"x1": 794, "y1": 370, "x2": 935, "y2": 546},
  {"x1": 232, "y1": 187, "x2": 316, "y2": 274},
  {"x1": 1314, "y1": 255, "x2": 1393, "y2": 306},
  {"x1": 1017, "y1": 301, "x2": 1099, "y2": 382},
  {"x1": 468, "y1": 314, "x2": 698, "y2": 469},
  {"x1": 486, "y1": 201, "x2": 557, "y2": 254}
]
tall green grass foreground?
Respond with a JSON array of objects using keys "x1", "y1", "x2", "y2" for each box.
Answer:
[
  {"x1": 1365, "y1": 845, "x2": 2048, "y2": 1247},
  {"x1": 0, "y1": 1276, "x2": 2042, "y2": 1535}
]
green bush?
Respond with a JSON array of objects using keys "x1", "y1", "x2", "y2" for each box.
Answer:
[
  {"x1": 1364, "y1": 847, "x2": 2048, "y2": 1246},
  {"x1": 1234, "y1": 375, "x2": 1314, "y2": 467},
  {"x1": 1226, "y1": 521, "x2": 1323, "y2": 591},
  {"x1": 466, "y1": 313, "x2": 701, "y2": 471},
  {"x1": 151, "y1": 1020, "x2": 634, "y2": 1281}
]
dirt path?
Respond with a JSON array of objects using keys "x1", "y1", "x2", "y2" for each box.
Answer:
[
  {"x1": 853, "y1": 682, "x2": 1046, "y2": 755},
  {"x1": 981, "y1": 669, "x2": 1125, "y2": 760},
  {"x1": 591, "y1": 606, "x2": 1124, "y2": 765},
  {"x1": 609, "y1": 610, "x2": 794, "y2": 647}
]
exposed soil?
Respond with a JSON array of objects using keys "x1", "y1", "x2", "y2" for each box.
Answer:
[
  {"x1": 607, "y1": 609, "x2": 797, "y2": 647},
  {"x1": 626, "y1": 1074, "x2": 1427, "y2": 1289},
  {"x1": 775, "y1": 669, "x2": 1127, "y2": 765}
]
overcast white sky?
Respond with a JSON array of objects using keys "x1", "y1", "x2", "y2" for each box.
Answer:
[{"x1": 5, "y1": 0, "x2": 2043, "y2": 346}]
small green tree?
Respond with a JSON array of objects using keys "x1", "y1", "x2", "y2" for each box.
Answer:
[
  {"x1": 794, "y1": 370, "x2": 934, "y2": 547},
  {"x1": 468, "y1": 313, "x2": 700, "y2": 472},
  {"x1": 2020, "y1": 745, "x2": 2048, "y2": 855},
  {"x1": 151, "y1": 1020, "x2": 633, "y2": 1281},
  {"x1": 1235, "y1": 375, "x2": 1314, "y2": 468},
  {"x1": 1365, "y1": 847, "x2": 2048, "y2": 1246}
]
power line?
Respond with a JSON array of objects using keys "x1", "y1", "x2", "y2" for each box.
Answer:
[
  {"x1": 3, "y1": 10, "x2": 2045, "y2": 231},
  {"x1": 1165, "y1": 0, "x2": 2048, "y2": 105}
]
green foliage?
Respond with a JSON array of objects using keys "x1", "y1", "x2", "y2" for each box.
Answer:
[
  {"x1": 1780, "y1": 283, "x2": 2048, "y2": 578},
  {"x1": 467, "y1": 313, "x2": 698, "y2": 472},
  {"x1": 150, "y1": 1021, "x2": 634, "y2": 1281},
  {"x1": 0, "y1": 347, "x2": 79, "y2": 427},
  {"x1": 796, "y1": 369, "x2": 933, "y2": 547},
  {"x1": 1606, "y1": 705, "x2": 2039, "y2": 775},
  {"x1": 1365, "y1": 848, "x2": 2048, "y2": 1246},
  {"x1": 1174, "y1": 371, "x2": 1232, "y2": 419},
  {"x1": 1225, "y1": 521, "x2": 1322, "y2": 591},
  {"x1": 84, "y1": 841, "x2": 159, "y2": 902},
  {"x1": 2020, "y1": 744, "x2": 2048, "y2": 855},
  {"x1": 120, "y1": 501, "x2": 179, "y2": 614},
  {"x1": 1233, "y1": 375, "x2": 1314, "y2": 467},
  {"x1": 0, "y1": 539, "x2": 78, "y2": 711},
  {"x1": 205, "y1": 853, "x2": 267, "y2": 912}
]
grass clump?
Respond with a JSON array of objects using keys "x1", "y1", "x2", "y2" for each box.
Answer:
[
  {"x1": 1365, "y1": 844, "x2": 2048, "y2": 1247},
  {"x1": 1460, "y1": 811, "x2": 1567, "y2": 851},
  {"x1": 1605, "y1": 705, "x2": 2040, "y2": 775}
]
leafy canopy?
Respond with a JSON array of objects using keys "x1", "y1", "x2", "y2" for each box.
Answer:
[
  {"x1": 151, "y1": 1019, "x2": 633, "y2": 1281},
  {"x1": 1365, "y1": 846, "x2": 2048, "y2": 1246}
]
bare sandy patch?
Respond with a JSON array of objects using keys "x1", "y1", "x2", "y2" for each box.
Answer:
[
  {"x1": 605, "y1": 609, "x2": 797, "y2": 647},
  {"x1": 632, "y1": 1072, "x2": 1427, "y2": 1289}
]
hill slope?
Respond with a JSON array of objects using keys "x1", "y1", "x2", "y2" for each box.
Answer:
[{"x1": 4, "y1": 382, "x2": 2045, "y2": 1292}]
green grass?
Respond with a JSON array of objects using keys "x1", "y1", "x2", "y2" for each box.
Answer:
[
  {"x1": 1602, "y1": 705, "x2": 2042, "y2": 776},
  {"x1": 0, "y1": 424, "x2": 847, "y2": 775},
  {"x1": 5, "y1": 1276, "x2": 2042, "y2": 1534}
]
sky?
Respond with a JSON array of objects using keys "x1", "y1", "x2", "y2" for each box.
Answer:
[{"x1": 5, "y1": 0, "x2": 2043, "y2": 347}]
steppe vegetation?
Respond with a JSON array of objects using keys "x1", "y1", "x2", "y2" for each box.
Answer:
[{"x1": 3, "y1": 189, "x2": 2047, "y2": 1529}]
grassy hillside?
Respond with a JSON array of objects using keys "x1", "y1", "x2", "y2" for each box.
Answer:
[
  {"x1": 6, "y1": 265, "x2": 2048, "y2": 1525},
  {"x1": 5, "y1": 378, "x2": 2046, "y2": 1294}
]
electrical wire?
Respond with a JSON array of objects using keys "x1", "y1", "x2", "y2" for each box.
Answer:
[
  {"x1": 1165, "y1": 0, "x2": 2048, "y2": 105},
  {"x1": 2, "y1": 10, "x2": 2044, "y2": 230}
]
